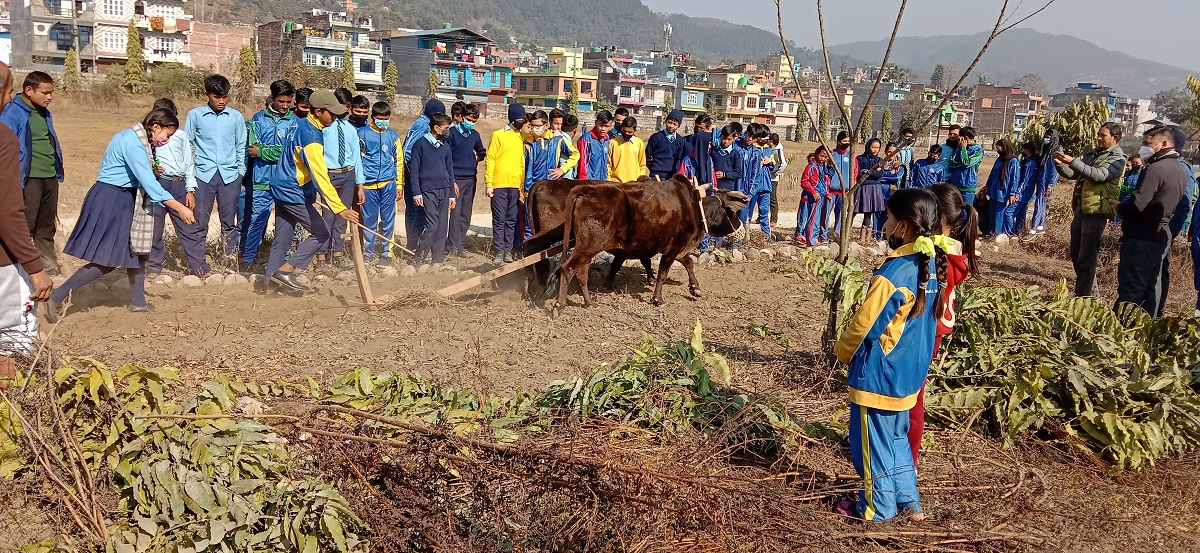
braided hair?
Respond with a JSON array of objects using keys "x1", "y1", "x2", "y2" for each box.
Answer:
[
  {"x1": 886, "y1": 188, "x2": 948, "y2": 319},
  {"x1": 926, "y1": 182, "x2": 980, "y2": 276}
]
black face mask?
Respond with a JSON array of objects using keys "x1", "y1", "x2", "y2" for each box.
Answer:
[
  {"x1": 350, "y1": 114, "x2": 368, "y2": 125},
  {"x1": 886, "y1": 223, "x2": 906, "y2": 251},
  {"x1": 439, "y1": 129, "x2": 451, "y2": 140},
  {"x1": 947, "y1": 137, "x2": 960, "y2": 148}
]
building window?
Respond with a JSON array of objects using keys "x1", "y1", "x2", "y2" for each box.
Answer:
[
  {"x1": 49, "y1": 23, "x2": 74, "y2": 51},
  {"x1": 331, "y1": 56, "x2": 343, "y2": 68},
  {"x1": 619, "y1": 85, "x2": 631, "y2": 98},
  {"x1": 437, "y1": 67, "x2": 450, "y2": 82},
  {"x1": 581, "y1": 81, "x2": 592, "y2": 93},
  {"x1": 77, "y1": 25, "x2": 92, "y2": 48},
  {"x1": 134, "y1": 2, "x2": 143, "y2": 15},
  {"x1": 359, "y1": 58, "x2": 375, "y2": 74},
  {"x1": 303, "y1": 52, "x2": 321, "y2": 66},
  {"x1": 686, "y1": 91, "x2": 698, "y2": 105},
  {"x1": 564, "y1": 80, "x2": 573, "y2": 92},
  {"x1": 101, "y1": 0, "x2": 123, "y2": 17},
  {"x1": 546, "y1": 79, "x2": 555, "y2": 92},
  {"x1": 471, "y1": 71, "x2": 485, "y2": 85},
  {"x1": 532, "y1": 79, "x2": 540, "y2": 91},
  {"x1": 714, "y1": 94, "x2": 724, "y2": 106},
  {"x1": 98, "y1": 31, "x2": 125, "y2": 52},
  {"x1": 980, "y1": 98, "x2": 993, "y2": 108},
  {"x1": 519, "y1": 78, "x2": 526, "y2": 90}
]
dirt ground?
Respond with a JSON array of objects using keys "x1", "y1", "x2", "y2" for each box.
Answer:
[{"x1": 12, "y1": 95, "x2": 1200, "y2": 551}]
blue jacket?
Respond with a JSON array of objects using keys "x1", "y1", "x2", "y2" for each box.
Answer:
[
  {"x1": 834, "y1": 242, "x2": 939, "y2": 411},
  {"x1": 711, "y1": 146, "x2": 743, "y2": 191},
  {"x1": 577, "y1": 128, "x2": 610, "y2": 181},
  {"x1": 402, "y1": 115, "x2": 431, "y2": 164},
  {"x1": 948, "y1": 143, "x2": 984, "y2": 192},
  {"x1": 645, "y1": 130, "x2": 686, "y2": 178},
  {"x1": 739, "y1": 143, "x2": 773, "y2": 195},
  {"x1": 1170, "y1": 159, "x2": 1197, "y2": 237},
  {"x1": 357, "y1": 122, "x2": 402, "y2": 185},
  {"x1": 1020, "y1": 158, "x2": 1040, "y2": 201},
  {"x1": 911, "y1": 158, "x2": 944, "y2": 188},
  {"x1": 985, "y1": 156, "x2": 1020, "y2": 199},
  {"x1": 524, "y1": 133, "x2": 574, "y2": 189},
  {"x1": 689, "y1": 131, "x2": 715, "y2": 185},
  {"x1": 248, "y1": 108, "x2": 296, "y2": 186},
  {"x1": 830, "y1": 146, "x2": 855, "y2": 193},
  {"x1": 0, "y1": 94, "x2": 64, "y2": 185}
]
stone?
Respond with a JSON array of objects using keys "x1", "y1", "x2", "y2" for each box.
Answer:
[
  {"x1": 776, "y1": 245, "x2": 795, "y2": 257},
  {"x1": 205, "y1": 274, "x2": 225, "y2": 286},
  {"x1": 109, "y1": 278, "x2": 130, "y2": 290},
  {"x1": 381, "y1": 265, "x2": 399, "y2": 278},
  {"x1": 826, "y1": 242, "x2": 841, "y2": 258},
  {"x1": 697, "y1": 252, "x2": 712, "y2": 266},
  {"x1": 730, "y1": 249, "x2": 746, "y2": 263},
  {"x1": 296, "y1": 274, "x2": 311, "y2": 286},
  {"x1": 745, "y1": 248, "x2": 760, "y2": 261},
  {"x1": 812, "y1": 245, "x2": 832, "y2": 258},
  {"x1": 366, "y1": 265, "x2": 380, "y2": 277},
  {"x1": 153, "y1": 274, "x2": 174, "y2": 286},
  {"x1": 990, "y1": 245, "x2": 1001, "y2": 253},
  {"x1": 759, "y1": 248, "x2": 775, "y2": 260},
  {"x1": 179, "y1": 275, "x2": 203, "y2": 288},
  {"x1": 400, "y1": 264, "x2": 417, "y2": 277},
  {"x1": 334, "y1": 271, "x2": 354, "y2": 282},
  {"x1": 224, "y1": 273, "x2": 249, "y2": 286},
  {"x1": 848, "y1": 243, "x2": 866, "y2": 258},
  {"x1": 314, "y1": 274, "x2": 329, "y2": 282},
  {"x1": 236, "y1": 396, "x2": 267, "y2": 416},
  {"x1": 416, "y1": 264, "x2": 431, "y2": 275},
  {"x1": 995, "y1": 234, "x2": 1011, "y2": 247},
  {"x1": 91, "y1": 281, "x2": 110, "y2": 292}
]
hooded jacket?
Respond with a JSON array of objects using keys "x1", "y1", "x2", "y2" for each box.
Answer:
[{"x1": 0, "y1": 94, "x2": 64, "y2": 186}]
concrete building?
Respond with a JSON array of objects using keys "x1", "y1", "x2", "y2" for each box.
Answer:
[
  {"x1": 1050, "y1": 82, "x2": 1116, "y2": 111},
  {"x1": 186, "y1": 21, "x2": 252, "y2": 75},
  {"x1": 375, "y1": 27, "x2": 513, "y2": 103},
  {"x1": 257, "y1": 9, "x2": 382, "y2": 89},
  {"x1": 514, "y1": 46, "x2": 596, "y2": 111},
  {"x1": 1112, "y1": 96, "x2": 1153, "y2": 148},
  {"x1": 11, "y1": 0, "x2": 192, "y2": 73},
  {"x1": 969, "y1": 84, "x2": 1047, "y2": 139},
  {"x1": 584, "y1": 48, "x2": 651, "y2": 115}
]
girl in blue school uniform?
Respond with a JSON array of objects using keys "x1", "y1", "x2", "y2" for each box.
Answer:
[
  {"x1": 984, "y1": 138, "x2": 1021, "y2": 238},
  {"x1": 833, "y1": 187, "x2": 947, "y2": 522},
  {"x1": 47, "y1": 109, "x2": 196, "y2": 320}
]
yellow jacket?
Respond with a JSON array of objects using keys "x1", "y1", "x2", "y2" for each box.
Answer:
[
  {"x1": 485, "y1": 127, "x2": 526, "y2": 189},
  {"x1": 608, "y1": 135, "x2": 647, "y2": 183}
]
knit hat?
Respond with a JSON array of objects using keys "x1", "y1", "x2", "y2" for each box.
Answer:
[
  {"x1": 508, "y1": 103, "x2": 527, "y2": 123},
  {"x1": 666, "y1": 109, "x2": 685, "y2": 123},
  {"x1": 1171, "y1": 126, "x2": 1187, "y2": 154},
  {"x1": 424, "y1": 99, "x2": 446, "y2": 117},
  {"x1": 309, "y1": 90, "x2": 347, "y2": 115}
]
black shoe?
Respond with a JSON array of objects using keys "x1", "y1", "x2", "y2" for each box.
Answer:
[
  {"x1": 378, "y1": 257, "x2": 392, "y2": 267},
  {"x1": 129, "y1": 304, "x2": 155, "y2": 313},
  {"x1": 44, "y1": 297, "x2": 63, "y2": 323},
  {"x1": 270, "y1": 271, "x2": 309, "y2": 293}
]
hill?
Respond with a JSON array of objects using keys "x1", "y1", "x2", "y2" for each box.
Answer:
[
  {"x1": 828, "y1": 28, "x2": 1195, "y2": 98},
  {"x1": 223, "y1": 0, "x2": 801, "y2": 66}
]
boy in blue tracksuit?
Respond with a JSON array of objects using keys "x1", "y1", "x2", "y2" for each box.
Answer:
[
  {"x1": 739, "y1": 124, "x2": 775, "y2": 240},
  {"x1": 944, "y1": 127, "x2": 984, "y2": 204},
  {"x1": 521, "y1": 110, "x2": 578, "y2": 242},
  {"x1": 241, "y1": 80, "x2": 296, "y2": 265},
  {"x1": 548, "y1": 113, "x2": 581, "y2": 179},
  {"x1": 834, "y1": 188, "x2": 943, "y2": 522},
  {"x1": 358, "y1": 102, "x2": 403, "y2": 265},
  {"x1": 402, "y1": 99, "x2": 446, "y2": 249},
  {"x1": 577, "y1": 110, "x2": 612, "y2": 181},
  {"x1": 910, "y1": 145, "x2": 944, "y2": 188},
  {"x1": 829, "y1": 132, "x2": 856, "y2": 237},
  {"x1": 0, "y1": 71, "x2": 64, "y2": 274},
  {"x1": 645, "y1": 109, "x2": 688, "y2": 180},
  {"x1": 409, "y1": 113, "x2": 457, "y2": 265},
  {"x1": 446, "y1": 103, "x2": 486, "y2": 257}
]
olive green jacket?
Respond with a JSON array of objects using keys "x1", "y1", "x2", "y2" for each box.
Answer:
[{"x1": 1058, "y1": 144, "x2": 1126, "y2": 218}]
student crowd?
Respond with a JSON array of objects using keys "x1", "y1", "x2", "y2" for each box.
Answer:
[{"x1": 0, "y1": 64, "x2": 1197, "y2": 525}]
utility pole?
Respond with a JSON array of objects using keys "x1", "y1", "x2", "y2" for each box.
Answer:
[{"x1": 70, "y1": 0, "x2": 81, "y2": 74}]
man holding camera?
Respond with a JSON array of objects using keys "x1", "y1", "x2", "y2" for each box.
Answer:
[{"x1": 1054, "y1": 122, "x2": 1126, "y2": 297}]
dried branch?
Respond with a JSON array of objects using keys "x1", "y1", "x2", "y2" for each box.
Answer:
[
  {"x1": 815, "y1": 0, "x2": 851, "y2": 131},
  {"x1": 855, "y1": 0, "x2": 909, "y2": 138}
]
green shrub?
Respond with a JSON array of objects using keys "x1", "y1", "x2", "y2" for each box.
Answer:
[{"x1": 148, "y1": 62, "x2": 207, "y2": 98}]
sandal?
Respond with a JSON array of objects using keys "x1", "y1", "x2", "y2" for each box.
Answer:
[{"x1": 833, "y1": 498, "x2": 858, "y2": 519}]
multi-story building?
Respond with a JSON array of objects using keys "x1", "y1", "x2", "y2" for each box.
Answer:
[
  {"x1": 513, "y1": 46, "x2": 597, "y2": 111},
  {"x1": 1112, "y1": 96, "x2": 1153, "y2": 148},
  {"x1": 969, "y1": 84, "x2": 1047, "y2": 138},
  {"x1": 0, "y1": 2, "x2": 12, "y2": 64},
  {"x1": 1050, "y1": 82, "x2": 1116, "y2": 111},
  {"x1": 584, "y1": 48, "x2": 653, "y2": 115},
  {"x1": 257, "y1": 9, "x2": 382, "y2": 89},
  {"x1": 375, "y1": 27, "x2": 514, "y2": 103},
  {"x1": 186, "y1": 21, "x2": 253, "y2": 75},
  {"x1": 12, "y1": 0, "x2": 192, "y2": 72}
]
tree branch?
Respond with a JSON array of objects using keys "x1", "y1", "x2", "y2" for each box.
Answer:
[
  {"x1": 816, "y1": 0, "x2": 851, "y2": 132},
  {"x1": 855, "y1": 0, "x2": 908, "y2": 140}
]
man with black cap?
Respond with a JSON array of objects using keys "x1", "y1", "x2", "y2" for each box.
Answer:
[
  {"x1": 484, "y1": 103, "x2": 527, "y2": 264},
  {"x1": 0, "y1": 60, "x2": 53, "y2": 385},
  {"x1": 646, "y1": 109, "x2": 688, "y2": 181},
  {"x1": 263, "y1": 89, "x2": 360, "y2": 294},
  {"x1": 401, "y1": 99, "x2": 446, "y2": 251}
]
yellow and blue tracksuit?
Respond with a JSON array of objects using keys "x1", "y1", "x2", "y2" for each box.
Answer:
[
  {"x1": 519, "y1": 130, "x2": 578, "y2": 244},
  {"x1": 358, "y1": 121, "x2": 403, "y2": 259},
  {"x1": 608, "y1": 135, "x2": 647, "y2": 183},
  {"x1": 577, "y1": 128, "x2": 610, "y2": 180},
  {"x1": 834, "y1": 242, "x2": 939, "y2": 521},
  {"x1": 263, "y1": 114, "x2": 343, "y2": 279}
]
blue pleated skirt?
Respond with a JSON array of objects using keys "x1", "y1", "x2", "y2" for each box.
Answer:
[
  {"x1": 63, "y1": 182, "x2": 140, "y2": 268},
  {"x1": 854, "y1": 181, "x2": 886, "y2": 214}
]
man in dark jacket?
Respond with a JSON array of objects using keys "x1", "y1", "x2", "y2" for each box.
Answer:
[
  {"x1": 1115, "y1": 126, "x2": 1186, "y2": 315},
  {"x1": 0, "y1": 61, "x2": 54, "y2": 385}
]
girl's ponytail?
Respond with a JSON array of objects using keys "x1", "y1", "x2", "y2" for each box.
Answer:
[
  {"x1": 957, "y1": 204, "x2": 980, "y2": 276},
  {"x1": 913, "y1": 250, "x2": 930, "y2": 318}
]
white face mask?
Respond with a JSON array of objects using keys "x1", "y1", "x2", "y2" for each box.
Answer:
[{"x1": 1139, "y1": 146, "x2": 1156, "y2": 162}]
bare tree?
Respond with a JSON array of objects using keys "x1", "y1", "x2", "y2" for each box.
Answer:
[{"x1": 773, "y1": 0, "x2": 1058, "y2": 349}]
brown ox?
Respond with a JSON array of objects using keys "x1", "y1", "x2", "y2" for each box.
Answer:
[
  {"x1": 524, "y1": 177, "x2": 655, "y2": 294},
  {"x1": 524, "y1": 174, "x2": 746, "y2": 312}
]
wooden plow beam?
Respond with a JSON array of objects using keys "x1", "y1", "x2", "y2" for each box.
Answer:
[{"x1": 436, "y1": 248, "x2": 557, "y2": 297}]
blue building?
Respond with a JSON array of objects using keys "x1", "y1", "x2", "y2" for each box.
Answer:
[{"x1": 374, "y1": 27, "x2": 514, "y2": 104}]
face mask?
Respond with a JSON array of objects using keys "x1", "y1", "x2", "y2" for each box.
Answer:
[
  {"x1": 151, "y1": 136, "x2": 169, "y2": 147},
  {"x1": 1043, "y1": 138, "x2": 1051, "y2": 145},
  {"x1": 886, "y1": 222, "x2": 906, "y2": 251},
  {"x1": 374, "y1": 119, "x2": 390, "y2": 130},
  {"x1": 439, "y1": 129, "x2": 451, "y2": 140},
  {"x1": 1139, "y1": 145, "x2": 1156, "y2": 161},
  {"x1": 350, "y1": 114, "x2": 367, "y2": 125},
  {"x1": 461, "y1": 120, "x2": 476, "y2": 131}
]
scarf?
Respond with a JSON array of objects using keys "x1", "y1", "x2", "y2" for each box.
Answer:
[{"x1": 129, "y1": 123, "x2": 156, "y2": 255}]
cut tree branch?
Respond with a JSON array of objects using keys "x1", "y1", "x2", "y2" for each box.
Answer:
[{"x1": 855, "y1": 0, "x2": 909, "y2": 138}]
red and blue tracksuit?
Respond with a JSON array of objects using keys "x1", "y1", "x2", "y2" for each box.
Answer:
[
  {"x1": 986, "y1": 155, "x2": 1021, "y2": 236},
  {"x1": 576, "y1": 127, "x2": 610, "y2": 181},
  {"x1": 796, "y1": 160, "x2": 830, "y2": 244},
  {"x1": 835, "y1": 243, "x2": 938, "y2": 521},
  {"x1": 358, "y1": 121, "x2": 402, "y2": 259}
]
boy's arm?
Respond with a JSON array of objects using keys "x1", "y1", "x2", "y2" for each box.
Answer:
[
  {"x1": 607, "y1": 142, "x2": 617, "y2": 179},
  {"x1": 409, "y1": 142, "x2": 424, "y2": 198},
  {"x1": 353, "y1": 132, "x2": 365, "y2": 185},
  {"x1": 484, "y1": 133, "x2": 499, "y2": 188},
  {"x1": 395, "y1": 135, "x2": 405, "y2": 186},
  {"x1": 963, "y1": 145, "x2": 984, "y2": 170},
  {"x1": 834, "y1": 275, "x2": 912, "y2": 364},
  {"x1": 183, "y1": 135, "x2": 197, "y2": 193},
  {"x1": 637, "y1": 139, "x2": 647, "y2": 177},
  {"x1": 576, "y1": 138, "x2": 590, "y2": 180},
  {"x1": 301, "y1": 139, "x2": 347, "y2": 213},
  {"x1": 474, "y1": 134, "x2": 487, "y2": 162},
  {"x1": 234, "y1": 112, "x2": 248, "y2": 177},
  {"x1": 559, "y1": 137, "x2": 579, "y2": 172},
  {"x1": 184, "y1": 109, "x2": 198, "y2": 142}
]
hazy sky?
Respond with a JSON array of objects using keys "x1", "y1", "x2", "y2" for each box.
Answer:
[{"x1": 642, "y1": 0, "x2": 1200, "y2": 72}]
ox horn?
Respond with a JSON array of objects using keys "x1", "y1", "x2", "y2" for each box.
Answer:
[
  {"x1": 697, "y1": 183, "x2": 712, "y2": 192},
  {"x1": 727, "y1": 191, "x2": 749, "y2": 200}
]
